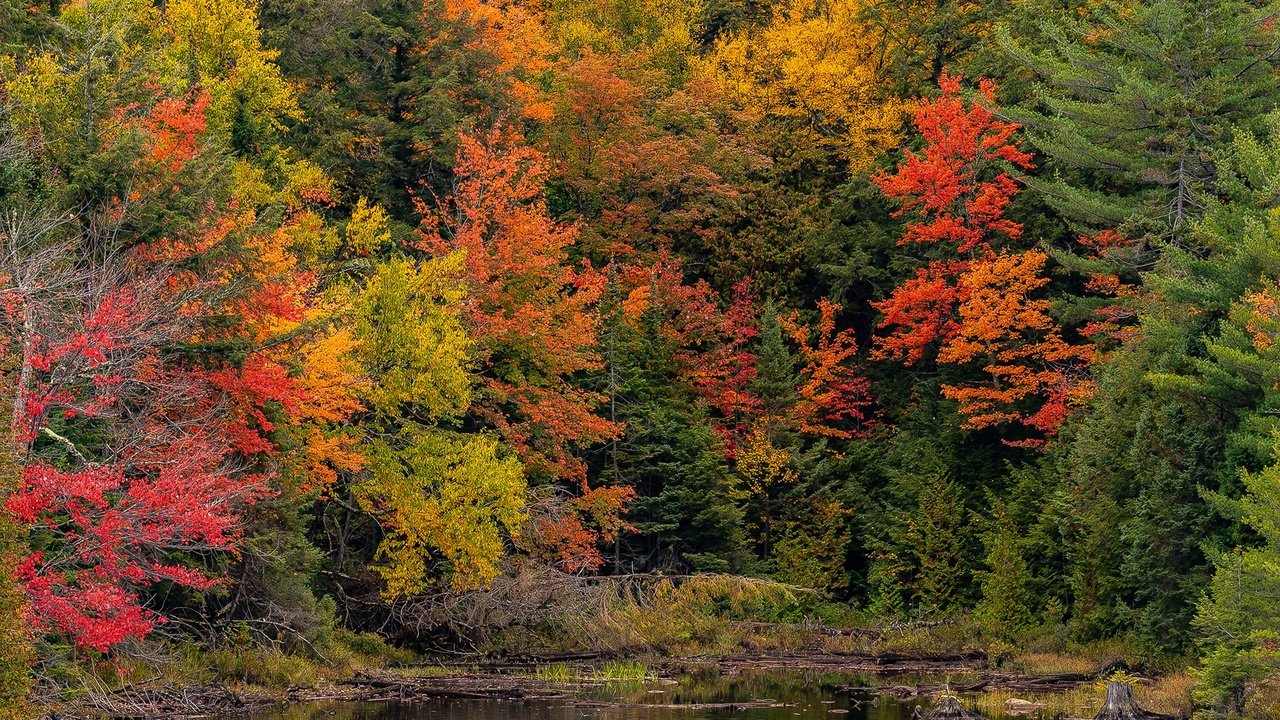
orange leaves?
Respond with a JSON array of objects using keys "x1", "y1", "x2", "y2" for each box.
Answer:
[
  {"x1": 875, "y1": 73, "x2": 1092, "y2": 444},
  {"x1": 937, "y1": 250, "x2": 1094, "y2": 441},
  {"x1": 1244, "y1": 281, "x2": 1280, "y2": 351},
  {"x1": 436, "y1": 0, "x2": 555, "y2": 121},
  {"x1": 418, "y1": 126, "x2": 619, "y2": 483},
  {"x1": 141, "y1": 92, "x2": 210, "y2": 174},
  {"x1": 522, "y1": 485, "x2": 636, "y2": 573},
  {"x1": 781, "y1": 299, "x2": 873, "y2": 439},
  {"x1": 937, "y1": 250, "x2": 1055, "y2": 364}
]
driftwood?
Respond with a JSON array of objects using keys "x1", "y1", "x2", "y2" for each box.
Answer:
[
  {"x1": 574, "y1": 700, "x2": 797, "y2": 710},
  {"x1": 1093, "y1": 682, "x2": 1171, "y2": 720}
]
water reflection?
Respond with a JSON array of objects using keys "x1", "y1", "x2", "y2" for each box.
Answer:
[{"x1": 240, "y1": 669, "x2": 939, "y2": 720}]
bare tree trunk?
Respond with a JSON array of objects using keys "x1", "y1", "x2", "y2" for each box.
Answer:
[
  {"x1": 919, "y1": 695, "x2": 986, "y2": 720},
  {"x1": 1093, "y1": 682, "x2": 1170, "y2": 720}
]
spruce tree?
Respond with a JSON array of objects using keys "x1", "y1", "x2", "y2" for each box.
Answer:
[
  {"x1": 1195, "y1": 448, "x2": 1280, "y2": 716},
  {"x1": 906, "y1": 473, "x2": 968, "y2": 614},
  {"x1": 1002, "y1": 0, "x2": 1280, "y2": 245},
  {"x1": 604, "y1": 293, "x2": 748, "y2": 574},
  {"x1": 976, "y1": 506, "x2": 1035, "y2": 638}
]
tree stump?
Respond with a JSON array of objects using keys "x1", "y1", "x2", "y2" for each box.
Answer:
[
  {"x1": 1092, "y1": 682, "x2": 1170, "y2": 720},
  {"x1": 918, "y1": 694, "x2": 986, "y2": 720}
]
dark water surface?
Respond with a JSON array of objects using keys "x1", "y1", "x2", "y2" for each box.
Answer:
[{"x1": 237, "y1": 668, "x2": 954, "y2": 720}]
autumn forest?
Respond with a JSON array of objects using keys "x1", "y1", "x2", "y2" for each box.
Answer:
[{"x1": 3, "y1": 0, "x2": 1280, "y2": 716}]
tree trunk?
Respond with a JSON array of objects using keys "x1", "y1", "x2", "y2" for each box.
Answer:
[
  {"x1": 920, "y1": 694, "x2": 986, "y2": 720},
  {"x1": 1093, "y1": 682, "x2": 1170, "y2": 720}
]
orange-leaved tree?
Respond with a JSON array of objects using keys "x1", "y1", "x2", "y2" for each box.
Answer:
[{"x1": 416, "y1": 125, "x2": 630, "y2": 573}]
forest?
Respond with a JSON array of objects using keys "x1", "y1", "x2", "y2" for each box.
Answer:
[{"x1": 3, "y1": 0, "x2": 1280, "y2": 716}]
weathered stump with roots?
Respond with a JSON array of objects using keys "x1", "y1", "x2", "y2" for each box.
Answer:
[
  {"x1": 913, "y1": 694, "x2": 986, "y2": 720},
  {"x1": 1093, "y1": 682, "x2": 1171, "y2": 720}
]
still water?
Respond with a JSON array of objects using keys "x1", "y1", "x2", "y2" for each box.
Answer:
[{"x1": 238, "y1": 668, "x2": 956, "y2": 720}]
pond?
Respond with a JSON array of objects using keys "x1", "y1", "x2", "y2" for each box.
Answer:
[{"x1": 231, "y1": 667, "x2": 1051, "y2": 720}]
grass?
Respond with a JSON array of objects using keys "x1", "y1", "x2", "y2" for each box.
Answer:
[
  {"x1": 1005, "y1": 652, "x2": 1111, "y2": 676},
  {"x1": 974, "y1": 686, "x2": 1103, "y2": 718},
  {"x1": 1135, "y1": 674, "x2": 1196, "y2": 718},
  {"x1": 531, "y1": 662, "x2": 579, "y2": 682},
  {"x1": 972, "y1": 673, "x2": 1198, "y2": 719},
  {"x1": 527, "y1": 660, "x2": 652, "y2": 683},
  {"x1": 592, "y1": 660, "x2": 651, "y2": 682}
]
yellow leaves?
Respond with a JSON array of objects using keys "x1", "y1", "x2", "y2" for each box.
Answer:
[
  {"x1": 345, "y1": 198, "x2": 393, "y2": 257},
  {"x1": 734, "y1": 424, "x2": 798, "y2": 498},
  {"x1": 7, "y1": 0, "x2": 297, "y2": 156},
  {"x1": 281, "y1": 159, "x2": 335, "y2": 209},
  {"x1": 547, "y1": 0, "x2": 700, "y2": 81},
  {"x1": 228, "y1": 159, "x2": 275, "y2": 206},
  {"x1": 160, "y1": 0, "x2": 300, "y2": 132},
  {"x1": 4, "y1": 53, "x2": 74, "y2": 135},
  {"x1": 359, "y1": 431, "x2": 525, "y2": 596},
  {"x1": 698, "y1": 0, "x2": 906, "y2": 169},
  {"x1": 354, "y1": 254, "x2": 474, "y2": 422}
]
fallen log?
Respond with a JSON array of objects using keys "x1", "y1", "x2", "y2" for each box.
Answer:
[{"x1": 574, "y1": 700, "x2": 797, "y2": 711}]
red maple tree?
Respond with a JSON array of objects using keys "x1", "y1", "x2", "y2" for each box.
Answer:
[
  {"x1": 873, "y1": 72, "x2": 1092, "y2": 444},
  {"x1": 1, "y1": 92, "x2": 322, "y2": 652}
]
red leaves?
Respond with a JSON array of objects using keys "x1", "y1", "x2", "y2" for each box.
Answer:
[
  {"x1": 874, "y1": 71, "x2": 1032, "y2": 255},
  {"x1": 1, "y1": 86, "x2": 317, "y2": 653},
  {"x1": 874, "y1": 260, "x2": 966, "y2": 365},
  {"x1": 874, "y1": 73, "x2": 1092, "y2": 444},
  {"x1": 418, "y1": 126, "x2": 631, "y2": 568},
  {"x1": 7, "y1": 459, "x2": 252, "y2": 652},
  {"x1": 524, "y1": 485, "x2": 637, "y2": 573}
]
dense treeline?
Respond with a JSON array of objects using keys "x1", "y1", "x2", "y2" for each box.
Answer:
[{"x1": 4, "y1": 0, "x2": 1280, "y2": 715}]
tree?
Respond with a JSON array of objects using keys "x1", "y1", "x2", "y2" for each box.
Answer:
[
  {"x1": 1002, "y1": 0, "x2": 1280, "y2": 246},
  {"x1": 698, "y1": 0, "x2": 906, "y2": 172},
  {"x1": 346, "y1": 255, "x2": 526, "y2": 596},
  {"x1": 1195, "y1": 445, "x2": 1280, "y2": 717},
  {"x1": 259, "y1": 0, "x2": 527, "y2": 219},
  {"x1": 417, "y1": 126, "x2": 629, "y2": 568},
  {"x1": 874, "y1": 72, "x2": 1091, "y2": 443},
  {"x1": 418, "y1": 126, "x2": 617, "y2": 484},
  {"x1": 975, "y1": 506, "x2": 1034, "y2": 637},
  {"x1": 905, "y1": 473, "x2": 968, "y2": 614}
]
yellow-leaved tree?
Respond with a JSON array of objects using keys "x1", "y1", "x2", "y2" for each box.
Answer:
[
  {"x1": 159, "y1": 0, "x2": 300, "y2": 138},
  {"x1": 342, "y1": 253, "x2": 525, "y2": 596},
  {"x1": 697, "y1": 0, "x2": 906, "y2": 171}
]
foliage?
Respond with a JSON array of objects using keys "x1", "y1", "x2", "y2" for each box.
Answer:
[{"x1": 9, "y1": 0, "x2": 1280, "y2": 706}]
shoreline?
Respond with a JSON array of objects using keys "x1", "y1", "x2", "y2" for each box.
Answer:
[{"x1": 49, "y1": 651, "x2": 1121, "y2": 720}]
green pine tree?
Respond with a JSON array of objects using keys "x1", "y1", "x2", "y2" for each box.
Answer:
[
  {"x1": 1003, "y1": 0, "x2": 1280, "y2": 245},
  {"x1": 975, "y1": 507, "x2": 1035, "y2": 639}
]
